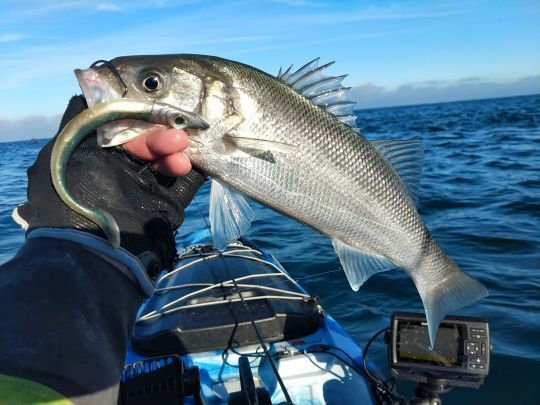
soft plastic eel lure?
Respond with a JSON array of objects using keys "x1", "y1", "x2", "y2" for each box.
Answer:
[{"x1": 50, "y1": 98, "x2": 209, "y2": 248}]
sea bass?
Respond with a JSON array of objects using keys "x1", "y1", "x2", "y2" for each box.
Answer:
[{"x1": 69, "y1": 55, "x2": 487, "y2": 345}]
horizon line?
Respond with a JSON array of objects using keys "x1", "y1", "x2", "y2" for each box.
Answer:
[
  {"x1": 1, "y1": 92, "x2": 538, "y2": 144},
  {"x1": 353, "y1": 91, "x2": 540, "y2": 111}
]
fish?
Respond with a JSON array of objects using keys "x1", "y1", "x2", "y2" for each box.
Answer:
[
  {"x1": 50, "y1": 98, "x2": 209, "y2": 248},
  {"x1": 65, "y1": 54, "x2": 487, "y2": 346}
]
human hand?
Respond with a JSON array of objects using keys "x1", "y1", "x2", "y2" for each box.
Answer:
[
  {"x1": 122, "y1": 128, "x2": 192, "y2": 177},
  {"x1": 15, "y1": 96, "x2": 205, "y2": 275}
]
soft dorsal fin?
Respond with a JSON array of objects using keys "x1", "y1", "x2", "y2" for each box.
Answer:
[
  {"x1": 332, "y1": 238, "x2": 396, "y2": 290},
  {"x1": 277, "y1": 58, "x2": 359, "y2": 132},
  {"x1": 209, "y1": 179, "x2": 254, "y2": 251},
  {"x1": 372, "y1": 140, "x2": 425, "y2": 205}
]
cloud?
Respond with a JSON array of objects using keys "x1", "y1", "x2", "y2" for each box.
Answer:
[
  {"x1": 0, "y1": 30, "x2": 278, "y2": 89},
  {"x1": 259, "y1": 6, "x2": 460, "y2": 25},
  {"x1": 96, "y1": 2, "x2": 121, "y2": 11},
  {"x1": 265, "y1": 0, "x2": 310, "y2": 5},
  {"x1": 0, "y1": 115, "x2": 61, "y2": 142},
  {"x1": 350, "y1": 76, "x2": 540, "y2": 109},
  {"x1": 1, "y1": 0, "x2": 201, "y2": 19},
  {"x1": 8, "y1": 1, "x2": 90, "y2": 17},
  {"x1": 0, "y1": 33, "x2": 23, "y2": 42},
  {"x1": 0, "y1": 1, "x2": 462, "y2": 96}
]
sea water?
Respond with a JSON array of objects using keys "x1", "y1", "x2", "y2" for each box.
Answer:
[{"x1": 1, "y1": 94, "x2": 538, "y2": 403}]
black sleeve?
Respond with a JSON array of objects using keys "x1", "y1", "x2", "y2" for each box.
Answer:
[{"x1": 0, "y1": 236, "x2": 145, "y2": 405}]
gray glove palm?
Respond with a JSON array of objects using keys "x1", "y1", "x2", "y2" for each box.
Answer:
[{"x1": 15, "y1": 95, "x2": 205, "y2": 276}]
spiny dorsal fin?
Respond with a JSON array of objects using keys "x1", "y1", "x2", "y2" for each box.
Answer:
[
  {"x1": 372, "y1": 140, "x2": 425, "y2": 206},
  {"x1": 279, "y1": 64, "x2": 294, "y2": 82},
  {"x1": 277, "y1": 58, "x2": 359, "y2": 132},
  {"x1": 286, "y1": 58, "x2": 321, "y2": 86}
]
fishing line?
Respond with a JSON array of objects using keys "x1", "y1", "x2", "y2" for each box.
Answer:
[
  {"x1": 262, "y1": 268, "x2": 342, "y2": 287},
  {"x1": 187, "y1": 186, "x2": 338, "y2": 402},
  {"x1": 191, "y1": 192, "x2": 293, "y2": 401},
  {"x1": 156, "y1": 268, "x2": 343, "y2": 303},
  {"x1": 219, "y1": 251, "x2": 294, "y2": 404},
  {"x1": 188, "y1": 194, "x2": 342, "y2": 288},
  {"x1": 181, "y1": 195, "x2": 343, "y2": 299},
  {"x1": 225, "y1": 268, "x2": 342, "y2": 294}
]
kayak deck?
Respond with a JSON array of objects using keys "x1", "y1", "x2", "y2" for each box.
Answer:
[
  {"x1": 125, "y1": 241, "x2": 376, "y2": 404},
  {"x1": 133, "y1": 242, "x2": 322, "y2": 355}
]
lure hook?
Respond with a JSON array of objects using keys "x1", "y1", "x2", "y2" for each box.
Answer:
[{"x1": 90, "y1": 59, "x2": 128, "y2": 97}]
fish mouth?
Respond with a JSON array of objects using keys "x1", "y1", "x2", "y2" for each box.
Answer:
[
  {"x1": 74, "y1": 67, "x2": 208, "y2": 147},
  {"x1": 74, "y1": 67, "x2": 162, "y2": 147},
  {"x1": 75, "y1": 68, "x2": 122, "y2": 107}
]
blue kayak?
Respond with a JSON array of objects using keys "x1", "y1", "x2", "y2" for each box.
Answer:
[{"x1": 123, "y1": 237, "x2": 378, "y2": 404}]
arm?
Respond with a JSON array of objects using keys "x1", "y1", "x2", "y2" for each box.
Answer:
[{"x1": 0, "y1": 96, "x2": 204, "y2": 404}]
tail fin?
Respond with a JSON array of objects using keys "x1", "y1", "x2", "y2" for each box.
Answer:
[{"x1": 417, "y1": 271, "x2": 488, "y2": 348}]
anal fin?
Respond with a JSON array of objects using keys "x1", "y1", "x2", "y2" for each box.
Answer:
[{"x1": 332, "y1": 239, "x2": 396, "y2": 291}]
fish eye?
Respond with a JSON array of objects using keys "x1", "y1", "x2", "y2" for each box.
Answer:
[
  {"x1": 141, "y1": 73, "x2": 162, "y2": 92},
  {"x1": 171, "y1": 114, "x2": 188, "y2": 129}
]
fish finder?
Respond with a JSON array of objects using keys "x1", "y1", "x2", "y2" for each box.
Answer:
[{"x1": 389, "y1": 312, "x2": 490, "y2": 389}]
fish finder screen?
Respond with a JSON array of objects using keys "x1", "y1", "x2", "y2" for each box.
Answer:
[{"x1": 397, "y1": 321, "x2": 461, "y2": 367}]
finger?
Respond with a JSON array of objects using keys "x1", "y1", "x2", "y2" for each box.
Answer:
[
  {"x1": 152, "y1": 152, "x2": 192, "y2": 177},
  {"x1": 146, "y1": 128, "x2": 190, "y2": 157},
  {"x1": 123, "y1": 129, "x2": 189, "y2": 161}
]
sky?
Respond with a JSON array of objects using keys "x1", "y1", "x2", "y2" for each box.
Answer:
[{"x1": 0, "y1": 0, "x2": 539, "y2": 141}]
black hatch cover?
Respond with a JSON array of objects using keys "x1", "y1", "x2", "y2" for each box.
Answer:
[{"x1": 131, "y1": 243, "x2": 322, "y2": 356}]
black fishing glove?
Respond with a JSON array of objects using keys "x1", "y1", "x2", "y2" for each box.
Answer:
[{"x1": 15, "y1": 95, "x2": 205, "y2": 276}]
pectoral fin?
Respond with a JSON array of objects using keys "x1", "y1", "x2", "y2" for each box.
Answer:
[
  {"x1": 223, "y1": 134, "x2": 297, "y2": 163},
  {"x1": 209, "y1": 179, "x2": 254, "y2": 251},
  {"x1": 332, "y1": 238, "x2": 397, "y2": 290}
]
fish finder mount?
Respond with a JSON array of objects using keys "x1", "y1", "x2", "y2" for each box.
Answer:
[{"x1": 363, "y1": 311, "x2": 491, "y2": 404}]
